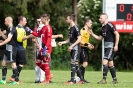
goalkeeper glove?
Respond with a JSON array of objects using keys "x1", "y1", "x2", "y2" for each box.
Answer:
[{"x1": 25, "y1": 27, "x2": 33, "y2": 33}]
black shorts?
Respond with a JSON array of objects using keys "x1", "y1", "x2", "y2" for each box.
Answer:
[
  {"x1": 70, "y1": 50, "x2": 80, "y2": 62},
  {"x1": 104, "y1": 48, "x2": 114, "y2": 61},
  {"x1": 3, "y1": 47, "x2": 17, "y2": 62},
  {"x1": 16, "y1": 50, "x2": 26, "y2": 65},
  {"x1": 80, "y1": 47, "x2": 89, "y2": 64}
]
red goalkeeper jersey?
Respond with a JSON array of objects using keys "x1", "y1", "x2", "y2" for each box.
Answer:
[{"x1": 32, "y1": 24, "x2": 53, "y2": 54}]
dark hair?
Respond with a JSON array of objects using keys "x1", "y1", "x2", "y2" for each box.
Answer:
[
  {"x1": 84, "y1": 18, "x2": 91, "y2": 24},
  {"x1": 18, "y1": 16, "x2": 25, "y2": 22},
  {"x1": 36, "y1": 16, "x2": 41, "y2": 19},
  {"x1": 67, "y1": 14, "x2": 76, "y2": 21},
  {"x1": 41, "y1": 14, "x2": 50, "y2": 20}
]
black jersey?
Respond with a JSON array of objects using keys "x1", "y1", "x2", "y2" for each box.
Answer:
[
  {"x1": 6, "y1": 26, "x2": 17, "y2": 46},
  {"x1": 101, "y1": 22, "x2": 116, "y2": 48},
  {"x1": 68, "y1": 25, "x2": 81, "y2": 50}
]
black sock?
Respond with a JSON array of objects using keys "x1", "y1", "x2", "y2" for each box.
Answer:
[
  {"x1": 103, "y1": 64, "x2": 108, "y2": 80},
  {"x1": 76, "y1": 64, "x2": 79, "y2": 76},
  {"x1": 80, "y1": 66, "x2": 85, "y2": 79},
  {"x1": 13, "y1": 67, "x2": 19, "y2": 82},
  {"x1": 109, "y1": 66, "x2": 117, "y2": 81},
  {"x1": 2, "y1": 66, "x2": 7, "y2": 80},
  {"x1": 75, "y1": 64, "x2": 84, "y2": 81},
  {"x1": 70, "y1": 62, "x2": 76, "y2": 82},
  {"x1": 17, "y1": 65, "x2": 22, "y2": 77},
  {"x1": 11, "y1": 69, "x2": 15, "y2": 78}
]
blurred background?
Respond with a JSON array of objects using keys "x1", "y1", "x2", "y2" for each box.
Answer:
[{"x1": 0, "y1": 0, "x2": 133, "y2": 71}]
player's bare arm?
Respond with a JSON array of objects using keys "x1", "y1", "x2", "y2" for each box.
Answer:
[
  {"x1": 32, "y1": 37, "x2": 40, "y2": 49},
  {"x1": 87, "y1": 43, "x2": 94, "y2": 50},
  {"x1": 52, "y1": 34, "x2": 63, "y2": 39},
  {"x1": 68, "y1": 35, "x2": 81, "y2": 52},
  {"x1": 0, "y1": 29, "x2": 7, "y2": 39},
  {"x1": 114, "y1": 31, "x2": 119, "y2": 52},
  {"x1": 0, "y1": 35, "x2": 12, "y2": 46},
  {"x1": 89, "y1": 29, "x2": 103, "y2": 40},
  {"x1": 58, "y1": 37, "x2": 70, "y2": 46},
  {"x1": 22, "y1": 34, "x2": 34, "y2": 41}
]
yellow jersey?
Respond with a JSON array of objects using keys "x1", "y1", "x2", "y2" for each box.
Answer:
[
  {"x1": 16, "y1": 25, "x2": 27, "y2": 49},
  {"x1": 80, "y1": 28, "x2": 90, "y2": 47}
]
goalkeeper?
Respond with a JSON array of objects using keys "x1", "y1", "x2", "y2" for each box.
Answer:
[{"x1": 24, "y1": 14, "x2": 53, "y2": 84}]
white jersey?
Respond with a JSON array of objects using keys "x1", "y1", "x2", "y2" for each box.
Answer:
[{"x1": 37, "y1": 24, "x2": 44, "y2": 49}]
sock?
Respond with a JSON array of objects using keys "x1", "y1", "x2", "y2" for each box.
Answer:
[
  {"x1": 40, "y1": 68, "x2": 45, "y2": 82},
  {"x1": 70, "y1": 62, "x2": 76, "y2": 82},
  {"x1": 40, "y1": 63, "x2": 50, "y2": 82},
  {"x1": 76, "y1": 64, "x2": 79, "y2": 76},
  {"x1": 76, "y1": 64, "x2": 84, "y2": 81},
  {"x1": 2, "y1": 66, "x2": 7, "y2": 80},
  {"x1": 80, "y1": 66, "x2": 85, "y2": 79},
  {"x1": 13, "y1": 67, "x2": 19, "y2": 82},
  {"x1": 17, "y1": 65, "x2": 22, "y2": 77},
  {"x1": 11, "y1": 69, "x2": 15, "y2": 78},
  {"x1": 109, "y1": 66, "x2": 117, "y2": 81},
  {"x1": 103, "y1": 64, "x2": 108, "y2": 80},
  {"x1": 35, "y1": 66, "x2": 40, "y2": 81}
]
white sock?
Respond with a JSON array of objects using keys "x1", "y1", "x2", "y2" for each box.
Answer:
[
  {"x1": 39, "y1": 68, "x2": 45, "y2": 82},
  {"x1": 35, "y1": 66, "x2": 40, "y2": 81}
]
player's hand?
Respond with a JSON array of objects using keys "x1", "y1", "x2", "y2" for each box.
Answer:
[
  {"x1": 25, "y1": 27, "x2": 33, "y2": 33},
  {"x1": 36, "y1": 43, "x2": 40, "y2": 49},
  {"x1": 88, "y1": 29, "x2": 93, "y2": 35},
  {"x1": 43, "y1": 52, "x2": 50, "y2": 58},
  {"x1": 68, "y1": 46, "x2": 73, "y2": 52},
  {"x1": 114, "y1": 45, "x2": 118, "y2": 52},
  {"x1": 88, "y1": 43, "x2": 94, "y2": 50},
  {"x1": 58, "y1": 42, "x2": 63, "y2": 46},
  {"x1": 58, "y1": 34, "x2": 63, "y2": 38}
]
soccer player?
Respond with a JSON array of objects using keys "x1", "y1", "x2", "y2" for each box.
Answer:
[
  {"x1": 32, "y1": 18, "x2": 63, "y2": 83},
  {"x1": 9, "y1": 16, "x2": 27, "y2": 83},
  {"x1": 26, "y1": 14, "x2": 53, "y2": 84},
  {"x1": 0, "y1": 17, "x2": 19, "y2": 84},
  {"x1": 78, "y1": 18, "x2": 94, "y2": 83},
  {"x1": 58, "y1": 14, "x2": 85, "y2": 84},
  {"x1": 89, "y1": 13, "x2": 119, "y2": 84}
]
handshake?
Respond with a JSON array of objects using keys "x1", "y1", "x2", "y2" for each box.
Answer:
[{"x1": 25, "y1": 27, "x2": 33, "y2": 33}]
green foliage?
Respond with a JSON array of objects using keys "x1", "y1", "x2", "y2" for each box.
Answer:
[{"x1": 0, "y1": 0, "x2": 133, "y2": 71}]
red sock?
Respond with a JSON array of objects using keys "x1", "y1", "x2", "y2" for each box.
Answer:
[
  {"x1": 39, "y1": 63, "x2": 50, "y2": 81},
  {"x1": 44, "y1": 63, "x2": 50, "y2": 81}
]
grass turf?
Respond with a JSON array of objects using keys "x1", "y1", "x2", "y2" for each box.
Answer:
[{"x1": 0, "y1": 70, "x2": 133, "y2": 88}]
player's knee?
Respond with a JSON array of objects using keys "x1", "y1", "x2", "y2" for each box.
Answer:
[
  {"x1": 109, "y1": 66, "x2": 114, "y2": 69},
  {"x1": 83, "y1": 62, "x2": 88, "y2": 67},
  {"x1": 103, "y1": 64, "x2": 108, "y2": 68},
  {"x1": 11, "y1": 63, "x2": 16, "y2": 68},
  {"x1": 1, "y1": 61, "x2": 6, "y2": 66},
  {"x1": 108, "y1": 61, "x2": 114, "y2": 67},
  {"x1": 102, "y1": 59, "x2": 108, "y2": 64},
  {"x1": 19, "y1": 64, "x2": 24, "y2": 67}
]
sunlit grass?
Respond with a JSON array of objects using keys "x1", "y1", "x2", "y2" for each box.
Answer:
[{"x1": 0, "y1": 70, "x2": 133, "y2": 88}]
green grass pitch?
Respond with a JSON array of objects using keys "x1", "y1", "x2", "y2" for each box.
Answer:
[{"x1": 0, "y1": 70, "x2": 133, "y2": 88}]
